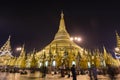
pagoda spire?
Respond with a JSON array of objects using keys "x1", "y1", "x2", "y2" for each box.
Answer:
[
  {"x1": 115, "y1": 31, "x2": 120, "y2": 48},
  {"x1": 0, "y1": 35, "x2": 12, "y2": 57},
  {"x1": 20, "y1": 44, "x2": 25, "y2": 57},
  {"x1": 103, "y1": 46, "x2": 107, "y2": 60},
  {"x1": 59, "y1": 11, "x2": 66, "y2": 31},
  {"x1": 0, "y1": 35, "x2": 11, "y2": 52},
  {"x1": 54, "y1": 11, "x2": 70, "y2": 40}
]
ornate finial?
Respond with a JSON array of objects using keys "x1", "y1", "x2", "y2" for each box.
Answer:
[
  {"x1": 22, "y1": 44, "x2": 25, "y2": 48},
  {"x1": 54, "y1": 10, "x2": 70, "y2": 40},
  {"x1": 33, "y1": 48, "x2": 36, "y2": 53},
  {"x1": 115, "y1": 30, "x2": 119, "y2": 36},
  {"x1": 61, "y1": 11, "x2": 64, "y2": 19},
  {"x1": 8, "y1": 35, "x2": 11, "y2": 41}
]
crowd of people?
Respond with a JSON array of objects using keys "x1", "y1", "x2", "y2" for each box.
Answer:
[
  {"x1": 71, "y1": 64, "x2": 120, "y2": 80},
  {"x1": 40, "y1": 64, "x2": 120, "y2": 80},
  {"x1": 1, "y1": 63, "x2": 120, "y2": 80}
]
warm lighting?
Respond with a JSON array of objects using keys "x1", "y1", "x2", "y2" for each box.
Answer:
[
  {"x1": 77, "y1": 37, "x2": 82, "y2": 42},
  {"x1": 70, "y1": 36, "x2": 82, "y2": 42},
  {"x1": 115, "y1": 47, "x2": 120, "y2": 52},
  {"x1": 88, "y1": 62, "x2": 91, "y2": 68},
  {"x1": 45, "y1": 61, "x2": 48, "y2": 67},
  {"x1": 39, "y1": 62, "x2": 42, "y2": 67},
  {"x1": 52, "y1": 61, "x2": 56, "y2": 66},
  {"x1": 72, "y1": 61, "x2": 76, "y2": 65},
  {"x1": 74, "y1": 37, "x2": 77, "y2": 40},
  {"x1": 43, "y1": 49, "x2": 45, "y2": 52},
  {"x1": 16, "y1": 47, "x2": 22, "y2": 51},
  {"x1": 70, "y1": 37, "x2": 73, "y2": 41}
]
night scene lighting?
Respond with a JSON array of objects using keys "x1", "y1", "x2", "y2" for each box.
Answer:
[{"x1": 0, "y1": 1, "x2": 120, "y2": 80}]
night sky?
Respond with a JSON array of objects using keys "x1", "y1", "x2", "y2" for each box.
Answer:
[{"x1": 0, "y1": 1, "x2": 120, "y2": 53}]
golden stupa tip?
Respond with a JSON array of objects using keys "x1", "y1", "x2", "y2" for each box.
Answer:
[{"x1": 61, "y1": 11, "x2": 64, "y2": 19}]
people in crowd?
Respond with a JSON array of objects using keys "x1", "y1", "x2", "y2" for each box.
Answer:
[
  {"x1": 60, "y1": 65, "x2": 65, "y2": 77},
  {"x1": 71, "y1": 64, "x2": 77, "y2": 80},
  {"x1": 66, "y1": 66, "x2": 70, "y2": 78},
  {"x1": 42, "y1": 66, "x2": 47, "y2": 78},
  {"x1": 88, "y1": 64, "x2": 98, "y2": 80},
  {"x1": 107, "y1": 64, "x2": 116, "y2": 80}
]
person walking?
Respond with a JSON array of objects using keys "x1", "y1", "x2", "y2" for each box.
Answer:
[
  {"x1": 71, "y1": 64, "x2": 77, "y2": 80},
  {"x1": 88, "y1": 64, "x2": 98, "y2": 80},
  {"x1": 92, "y1": 65, "x2": 98, "y2": 80}
]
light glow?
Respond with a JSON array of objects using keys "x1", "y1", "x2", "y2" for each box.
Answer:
[
  {"x1": 115, "y1": 47, "x2": 120, "y2": 52},
  {"x1": 72, "y1": 61, "x2": 76, "y2": 65},
  {"x1": 16, "y1": 47, "x2": 22, "y2": 51},
  {"x1": 70, "y1": 36, "x2": 82, "y2": 42},
  {"x1": 74, "y1": 37, "x2": 77, "y2": 40},
  {"x1": 70, "y1": 37, "x2": 73, "y2": 41},
  {"x1": 45, "y1": 61, "x2": 48, "y2": 67},
  {"x1": 52, "y1": 61, "x2": 56, "y2": 66},
  {"x1": 77, "y1": 37, "x2": 82, "y2": 42},
  {"x1": 88, "y1": 62, "x2": 91, "y2": 68}
]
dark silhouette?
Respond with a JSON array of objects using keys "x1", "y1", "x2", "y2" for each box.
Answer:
[
  {"x1": 66, "y1": 67, "x2": 70, "y2": 78},
  {"x1": 88, "y1": 64, "x2": 98, "y2": 80},
  {"x1": 71, "y1": 64, "x2": 77, "y2": 80},
  {"x1": 42, "y1": 66, "x2": 47, "y2": 78},
  {"x1": 107, "y1": 65, "x2": 116, "y2": 80},
  {"x1": 60, "y1": 66, "x2": 65, "y2": 77}
]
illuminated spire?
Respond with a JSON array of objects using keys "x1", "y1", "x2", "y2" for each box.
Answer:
[
  {"x1": 59, "y1": 11, "x2": 66, "y2": 31},
  {"x1": 61, "y1": 11, "x2": 64, "y2": 18},
  {"x1": 0, "y1": 35, "x2": 12, "y2": 57},
  {"x1": 30, "y1": 48, "x2": 37, "y2": 68},
  {"x1": 103, "y1": 46, "x2": 107, "y2": 60},
  {"x1": 20, "y1": 44, "x2": 25, "y2": 57},
  {"x1": 0, "y1": 35, "x2": 11, "y2": 52},
  {"x1": 115, "y1": 31, "x2": 120, "y2": 48},
  {"x1": 54, "y1": 11, "x2": 70, "y2": 40},
  {"x1": 103, "y1": 46, "x2": 107, "y2": 53}
]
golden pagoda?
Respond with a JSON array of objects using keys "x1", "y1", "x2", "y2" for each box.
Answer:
[
  {"x1": 0, "y1": 36, "x2": 13, "y2": 66},
  {"x1": 36, "y1": 12, "x2": 84, "y2": 68}
]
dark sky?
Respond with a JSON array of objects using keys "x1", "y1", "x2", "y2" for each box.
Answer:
[{"x1": 0, "y1": 1, "x2": 120, "y2": 53}]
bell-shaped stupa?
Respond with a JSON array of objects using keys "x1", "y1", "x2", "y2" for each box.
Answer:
[{"x1": 36, "y1": 12, "x2": 83, "y2": 57}]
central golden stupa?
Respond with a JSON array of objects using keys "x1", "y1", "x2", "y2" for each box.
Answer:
[{"x1": 36, "y1": 12, "x2": 84, "y2": 67}]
